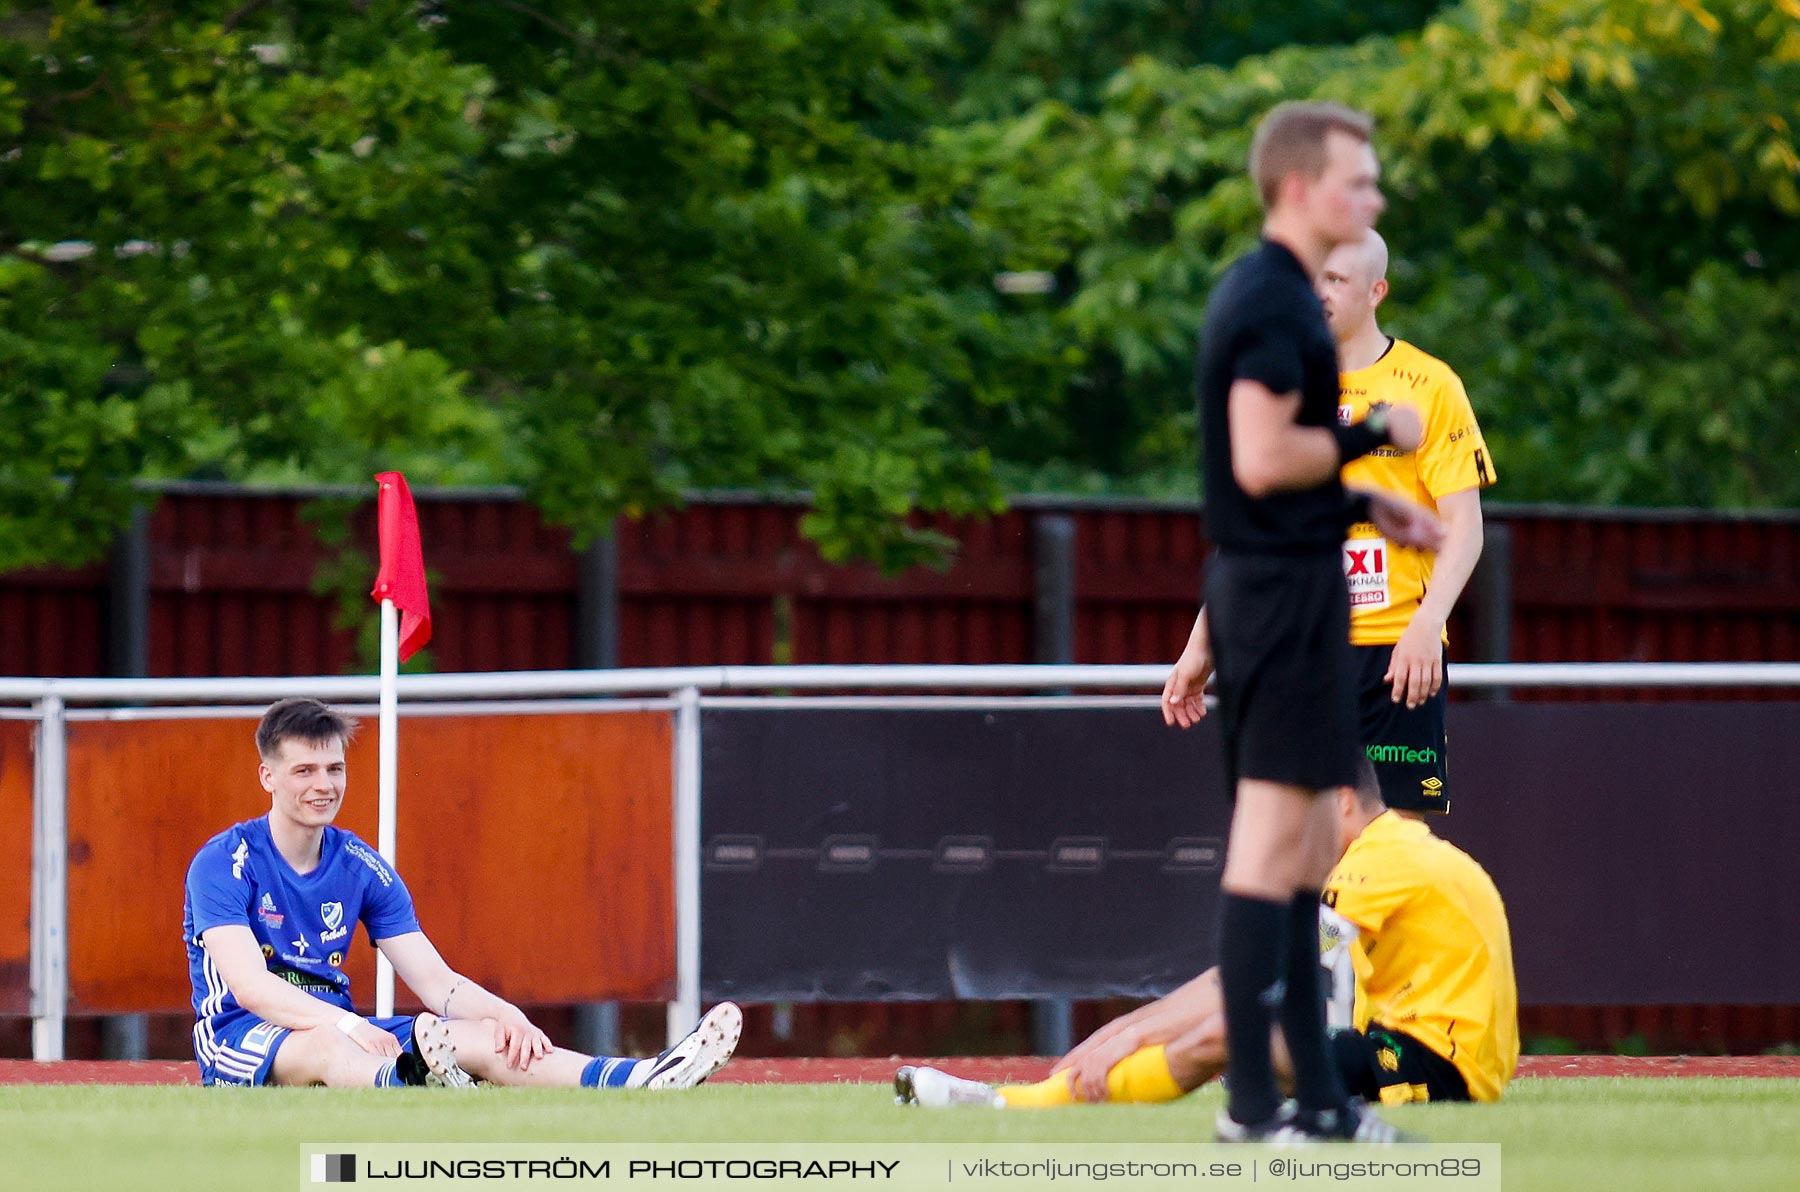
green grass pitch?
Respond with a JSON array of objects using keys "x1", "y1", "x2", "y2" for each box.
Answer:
[{"x1": 5, "y1": 1078, "x2": 1797, "y2": 1191}]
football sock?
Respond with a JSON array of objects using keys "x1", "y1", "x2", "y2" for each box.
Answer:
[
  {"x1": 1104, "y1": 1044, "x2": 1184, "y2": 1103},
  {"x1": 995, "y1": 1045, "x2": 1187, "y2": 1108},
  {"x1": 995, "y1": 1071, "x2": 1075, "y2": 1108},
  {"x1": 1280, "y1": 889, "x2": 1350, "y2": 1114},
  {"x1": 1219, "y1": 891, "x2": 1288, "y2": 1126},
  {"x1": 372, "y1": 1060, "x2": 404, "y2": 1088},
  {"x1": 580, "y1": 1055, "x2": 649, "y2": 1088}
]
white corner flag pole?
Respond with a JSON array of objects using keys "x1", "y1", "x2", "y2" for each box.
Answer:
[{"x1": 375, "y1": 596, "x2": 400, "y2": 1019}]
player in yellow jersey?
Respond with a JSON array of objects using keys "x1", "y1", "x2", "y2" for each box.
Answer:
[
  {"x1": 1164, "y1": 233, "x2": 1493, "y2": 814},
  {"x1": 894, "y1": 764, "x2": 1518, "y2": 1109},
  {"x1": 1318, "y1": 229, "x2": 1495, "y2": 814}
]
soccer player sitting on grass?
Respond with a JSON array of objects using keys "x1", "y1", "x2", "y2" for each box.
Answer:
[
  {"x1": 896, "y1": 762, "x2": 1517, "y2": 1110},
  {"x1": 183, "y1": 697, "x2": 742, "y2": 1089}
]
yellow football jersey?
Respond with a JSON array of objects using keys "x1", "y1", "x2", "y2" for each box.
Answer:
[
  {"x1": 1338, "y1": 339, "x2": 1496, "y2": 645},
  {"x1": 1323, "y1": 812, "x2": 1520, "y2": 1102}
]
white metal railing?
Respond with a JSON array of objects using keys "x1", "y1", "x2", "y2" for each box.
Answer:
[
  {"x1": 10, "y1": 661, "x2": 1800, "y2": 1060},
  {"x1": 6, "y1": 661, "x2": 1800, "y2": 704}
]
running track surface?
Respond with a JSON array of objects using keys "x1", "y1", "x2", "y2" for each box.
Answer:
[{"x1": 3, "y1": 1056, "x2": 1799, "y2": 1086}]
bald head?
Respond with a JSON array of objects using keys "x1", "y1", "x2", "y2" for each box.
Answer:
[
  {"x1": 1318, "y1": 229, "x2": 1390, "y2": 346},
  {"x1": 1334, "y1": 229, "x2": 1389, "y2": 288}
]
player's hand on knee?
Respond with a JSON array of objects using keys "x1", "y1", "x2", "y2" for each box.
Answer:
[
  {"x1": 344, "y1": 1020, "x2": 402, "y2": 1058},
  {"x1": 489, "y1": 1009, "x2": 552, "y2": 1070}
]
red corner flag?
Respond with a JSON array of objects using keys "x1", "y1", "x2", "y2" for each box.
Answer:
[{"x1": 371, "y1": 471, "x2": 432, "y2": 662}]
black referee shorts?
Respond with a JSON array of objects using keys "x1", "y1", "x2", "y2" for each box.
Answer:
[
  {"x1": 1205, "y1": 550, "x2": 1361, "y2": 794},
  {"x1": 1353, "y1": 643, "x2": 1451, "y2": 814}
]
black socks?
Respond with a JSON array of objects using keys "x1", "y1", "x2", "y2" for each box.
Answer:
[
  {"x1": 1219, "y1": 888, "x2": 1349, "y2": 1125},
  {"x1": 1219, "y1": 891, "x2": 1287, "y2": 1125}
]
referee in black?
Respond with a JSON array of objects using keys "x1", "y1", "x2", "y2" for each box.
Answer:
[{"x1": 1162, "y1": 101, "x2": 1445, "y2": 1143}]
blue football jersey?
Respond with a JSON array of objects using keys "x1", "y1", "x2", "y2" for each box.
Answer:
[{"x1": 183, "y1": 816, "x2": 421, "y2": 1022}]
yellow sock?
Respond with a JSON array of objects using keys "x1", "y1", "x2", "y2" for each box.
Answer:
[
  {"x1": 995, "y1": 1071, "x2": 1077, "y2": 1108},
  {"x1": 1103, "y1": 1045, "x2": 1184, "y2": 1104},
  {"x1": 994, "y1": 1045, "x2": 1183, "y2": 1108}
]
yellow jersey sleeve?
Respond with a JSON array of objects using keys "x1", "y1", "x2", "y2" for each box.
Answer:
[
  {"x1": 1324, "y1": 844, "x2": 1416, "y2": 935},
  {"x1": 1414, "y1": 368, "x2": 1496, "y2": 499}
]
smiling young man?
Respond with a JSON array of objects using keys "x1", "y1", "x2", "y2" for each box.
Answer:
[
  {"x1": 183, "y1": 697, "x2": 741, "y2": 1089},
  {"x1": 1161, "y1": 101, "x2": 1445, "y2": 1144}
]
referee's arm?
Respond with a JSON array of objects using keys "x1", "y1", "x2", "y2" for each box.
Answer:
[
  {"x1": 1227, "y1": 379, "x2": 1345, "y2": 496},
  {"x1": 1229, "y1": 379, "x2": 1420, "y2": 496}
]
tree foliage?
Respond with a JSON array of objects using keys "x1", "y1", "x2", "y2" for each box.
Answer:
[
  {"x1": 0, "y1": 0, "x2": 1015, "y2": 570},
  {"x1": 0, "y1": 0, "x2": 1794, "y2": 574},
  {"x1": 947, "y1": 0, "x2": 1800, "y2": 505}
]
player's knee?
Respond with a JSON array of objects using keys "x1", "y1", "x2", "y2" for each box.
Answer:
[
  {"x1": 442, "y1": 1018, "x2": 501, "y2": 1073},
  {"x1": 269, "y1": 1026, "x2": 354, "y2": 1087}
]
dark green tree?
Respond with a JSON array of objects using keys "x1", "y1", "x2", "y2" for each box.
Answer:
[
  {"x1": 950, "y1": 0, "x2": 1800, "y2": 505},
  {"x1": 2, "y1": 0, "x2": 1794, "y2": 579}
]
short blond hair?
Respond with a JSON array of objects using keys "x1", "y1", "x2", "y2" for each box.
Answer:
[{"x1": 1248, "y1": 101, "x2": 1375, "y2": 210}]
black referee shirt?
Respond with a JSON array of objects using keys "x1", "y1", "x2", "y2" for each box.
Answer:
[{"x1": 1196, "y1": 238, "x2": 1345, "y2": 554}]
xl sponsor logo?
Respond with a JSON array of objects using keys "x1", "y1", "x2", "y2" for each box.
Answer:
[{"x1": 1343, "y1": 538, "x2": 1389, "y2": 609}]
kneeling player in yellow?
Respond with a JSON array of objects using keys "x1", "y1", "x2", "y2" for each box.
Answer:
[{"x1": 895, "y1": 766, "x2": 1517, "y2": 1110}]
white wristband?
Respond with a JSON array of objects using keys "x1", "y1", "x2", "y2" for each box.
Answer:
[{"x1": 336, "y1": 1013, "x2": 365, "y2": 1037}]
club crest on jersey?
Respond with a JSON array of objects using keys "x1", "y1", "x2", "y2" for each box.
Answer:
[
  {"x1": 257, "y1": 893, "x2": 284, "y2": 929},
  {"x1": 320, "y1": 900, "x2": 349, "y2": 943}
]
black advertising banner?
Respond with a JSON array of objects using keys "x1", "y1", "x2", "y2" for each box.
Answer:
[
  {"x1": 699, "y1": 701, "x2": 1800, "y2": 1006},
  {"x1": 700, "y1": 707, "x2": 1231, "y2": 1001},
  {"x1": 1438, "y1": 702, "x2": 1800, "y2": 1006}
]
